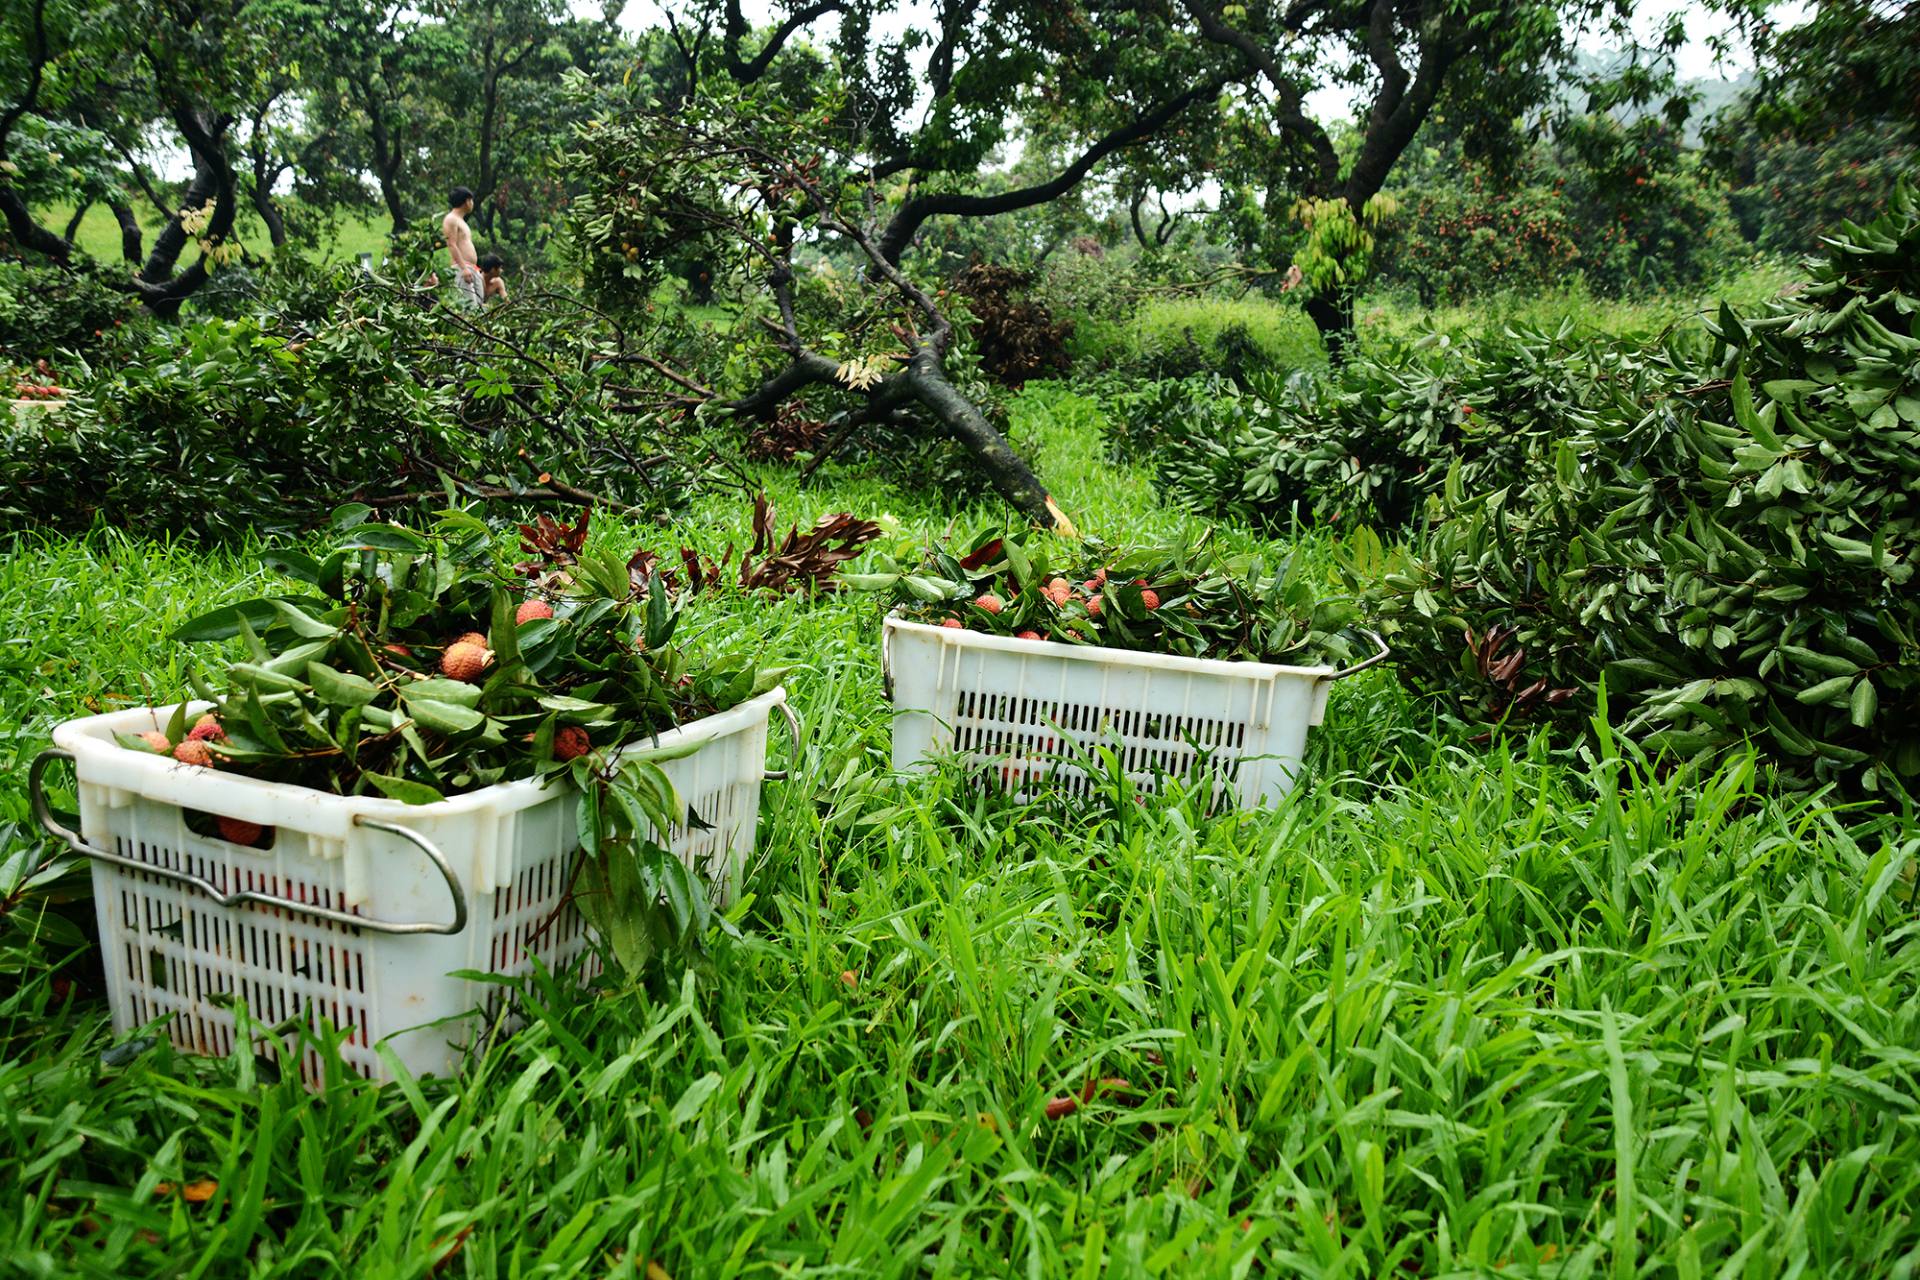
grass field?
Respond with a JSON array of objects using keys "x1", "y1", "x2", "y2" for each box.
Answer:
[
  {"x1": 2, "y1": 386, "x2": 1917, "y2": 1276},
  {"x1": 37, "y1": 200, "x2": 396, "y2": 267}
]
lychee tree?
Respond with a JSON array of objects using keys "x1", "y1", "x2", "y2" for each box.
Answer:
[{"x1": 568, "y1": 1, "x2": 1240, "y2": 531}]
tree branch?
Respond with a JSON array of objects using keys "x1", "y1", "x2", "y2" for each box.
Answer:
[
  {"x1": 1180, "y1": 0, "x2": 1341, "y2": 191},
  {"x1": 719, "y1": 0, "x2": 844, "y2": 83},
  {"x1": 875, "y1": 76, "x2": 1231, "y2": 264}
]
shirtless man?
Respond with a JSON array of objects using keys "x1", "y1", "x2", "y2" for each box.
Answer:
[{"x1": 440, "y1": 187, "x2": 483, "y2": 308}]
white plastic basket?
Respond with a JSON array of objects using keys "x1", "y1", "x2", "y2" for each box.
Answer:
[
  {"x1": 31, "y1": 688, "x2": 793, "y2": 1084},
  {"x1": 883, "y1": 615, "x2": 1385, "y2": 809}
]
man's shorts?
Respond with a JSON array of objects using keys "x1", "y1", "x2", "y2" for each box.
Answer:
[{"x1": 453, "y1": 268, "x2": 485, "y2": 310}]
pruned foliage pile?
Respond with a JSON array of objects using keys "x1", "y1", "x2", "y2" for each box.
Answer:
[
  {"x1": 1357, "y1": 179, "x2": 1920, "y2": 792},
  {"x1": 1119, "y1": 178, "x2": 1920, "y2": 791},
  {"x1": 950, "y1": 263, "x2": 1073, "y2": 388},
  {"x1": 0, "y1": 267, "x2": 703, "y2": 541}
]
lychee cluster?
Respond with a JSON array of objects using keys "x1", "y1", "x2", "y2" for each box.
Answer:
[{"x1": 936, "y1": 565, "x2": 1161, "y2": 636}]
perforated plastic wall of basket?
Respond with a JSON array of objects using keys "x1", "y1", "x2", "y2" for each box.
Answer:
[
  {"x1": 51, "y1": 689, "x2": 781, "y2": 1084},
  {"x1": 885, "y1": 617, "x2": 1332, "y2": 809}
]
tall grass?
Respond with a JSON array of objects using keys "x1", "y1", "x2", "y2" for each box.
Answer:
[{"x1": 1, "y1": 383, "x2": 1916, "y2": 1276}]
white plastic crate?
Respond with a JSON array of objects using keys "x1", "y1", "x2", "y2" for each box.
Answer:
[
  {"x1": 31, "y1": 688, "x2": 792, "y2": 1084},
  {"x1": 883, "y1": 615, "x2": 1385, "y2": 809}
]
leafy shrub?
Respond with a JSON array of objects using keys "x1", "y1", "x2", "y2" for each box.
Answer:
[
  {"x1": 0, "y1": 258, "x2": 138, "y2": 359},
  {"x1": 1376, "y1": 127, "x2": 1742, "y2": 305},
  {"x1": 1062, "y1": 288, "x2": 1324, "y2": 385},
  {"x1": 1375, "y1": 182, "x2": 1585, "y2": 307},
  {"x1": 0, "y1": 270, "x2": 691, "y2": 540},
  {"x1": 1359, "y1": 179, "x2": 1920, "y2": 793},
  {"x1": 1128, "y1": 324, "x2": 1637, "y2": 530},
  {"x1": 1727, "y1": 125, "x2": 1918, "y2": 258}
]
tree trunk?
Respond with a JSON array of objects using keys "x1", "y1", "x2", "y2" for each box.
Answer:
[
  {"x1": 251, "y1": 147, "x2": 287, "y2": 247},
  {"x1": 365, "y1": 100, "x2": 408, "y2": 232},
  {"x1": 1303, "y1": 291, "x2": 1352, "y2": 363},
  {"x1": 134, "y1": 108, "x2": 238, "y2": 319},
  {"x1": 142, "y1": 164, "x2": 215, "y2": 284},
  {"x1": 107, "y1": 198, "x2": 143, "y2": 262},
  {"x1": 905, "y1": 351, "x2": 1074, "y2": 533},
  {"x1": 63, "y1": 201, "x2": 91, "y2": 241}
]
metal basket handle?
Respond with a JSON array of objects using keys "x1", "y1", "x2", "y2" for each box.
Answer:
[
  {"x1": 762, "y1": 701, "x2": 803, "y2": 782},
  {"x1": 1324, "y1": 628, "x2": 1391, "y2": 682},
  {"x1": 29, "y1": 749, "x2": 468, "y2": 936}
]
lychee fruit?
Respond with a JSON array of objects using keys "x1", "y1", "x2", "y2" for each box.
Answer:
[
  {"x1": 136, "y1": 731, "x2": 171, "y2": 753},
  {"x1": 1081, "y1": 579, "x2": 1102, "y2": 594},
  {"x1": 453, "y1": 631, "x2": 488, "y2": 649},
  {"x1": 515, "y1": 599, "x2": 554, "y2": 624},
  {"x1": 1086, "y1": 596, "x2": 1104, "y2": 617},
  {"x1": 974, "y1": 593, "x2": 1003, "y2": 614},
  {"x1": 172, "y1": 739, "x2": 214, "y2": 767},
  {"x1": 384, "y1": 643, "x2": 415, "y2": 661},
  {"x1": 216, "y1": 816, "x2": 265, "y2": 846},
  {"x1": 440, "y1": 641, "x2": 493, "y2": 683},
  {"x1": 940, "y1": 618, "x2": 965, "y2": 629},
  {"x1": 187, "y1": 714, "x2": 225, "y2": 742},
  {"x1": 553, "y1": 725, "x2": 592, "y2": 761},
  {"x1": 1016, "y1": 630, "x2": 1042, "y2": 641},
  {"x1": 1043, "y1": 577, "x2": 1072, "y2": 606},
  {"x1": 1140, "y1": 589, "x2": 1161, "y2": 610}
]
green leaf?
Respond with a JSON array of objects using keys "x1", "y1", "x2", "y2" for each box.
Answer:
[
  {"x1": 171, "y1": 599, "x2": 291, "y2": 643},
  {"x1": 406, "y1": 699, "x2": 484, "y2": 735},
  {"x1": 401, "y1": 677, "x2": 484, "y2": 708},
  {"x1": 1849, "y1": 678, "x2": 1877, "y2": 729},
  {"x1": 337, "y1": 525, "x2": 429, "y2": 553},
  {"x1": 262, "y1": 549, "x2": 323, "y2": 586},
  {"x1": 362, "y1": 772, "x2": 446, "y2": 805},
  {"x1": 331, "y1": 502, "x2": 373, "y2": 530},
  {"x1": 228, "y1": 662, "x2": 310, "y2": 693},
  {"x1": 1795, "y1": 675, "x2": 1853, "y2": 706},
  {"x1": 307, "y1": 662, "x2": 379, "y2": 707},
  {"x1": 270, "y1": 599, "x2": 339, "y2": 639}
]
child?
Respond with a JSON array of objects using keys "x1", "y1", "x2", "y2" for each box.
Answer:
[{"x1": 478, "y1": 253, "x2": 510, "y2": 304}]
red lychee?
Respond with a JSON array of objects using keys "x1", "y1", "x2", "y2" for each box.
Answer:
[
  {"x1": 940, "y1": 618, "x2": 965, "y2": 629},
  {"x1": 553, "y1": 725, "x2": 592, "y2": 761},
  {"x1": 441, "y1": 640, "x2": 493, "y2": 682},
  {"x1": 187, "y1": 714, "x2": 225, "y2": 742},
  {"x1": 453, "y1": 631, "x2": 488, "y2": 649},
  {"x1": 1140, "y1": 589, "x2": 1161, "y2": 610},
  {"x1": 1086, "y1": 596, "x2": 1103, "y2": 617},
  {"x1": 515, "y1": 599, "x2": 554, "y2": 624},
  {"x1": 136, "y1": 730, "x2": 171, "y2": 753},
  {"x1": 1016, "y1": 630, "x2": 1042, "y2": 641},
  {"x1": 172, "y1": 739, "x2": 214, "y2": 767},
  {"x1": 216, "y1": 816, "x2": 265, "y2": 846},
  {"x1": 974, "y1": 592, "x2": 1003, "y2": 614}
]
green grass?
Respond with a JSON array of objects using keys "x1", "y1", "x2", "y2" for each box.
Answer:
[
  {"x1": 1070, "y1": 294, "x2": 1327, "y2": 373},
  {"x1": 35, "y1": 200, "x2": 395, "y2": 267},
  {"x1": 3, "y1": 392, "x2": 1919, "y2": 1275},
  {"x1": 1353, "y1": 259, "x2": 1804, "y2": 348}
]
